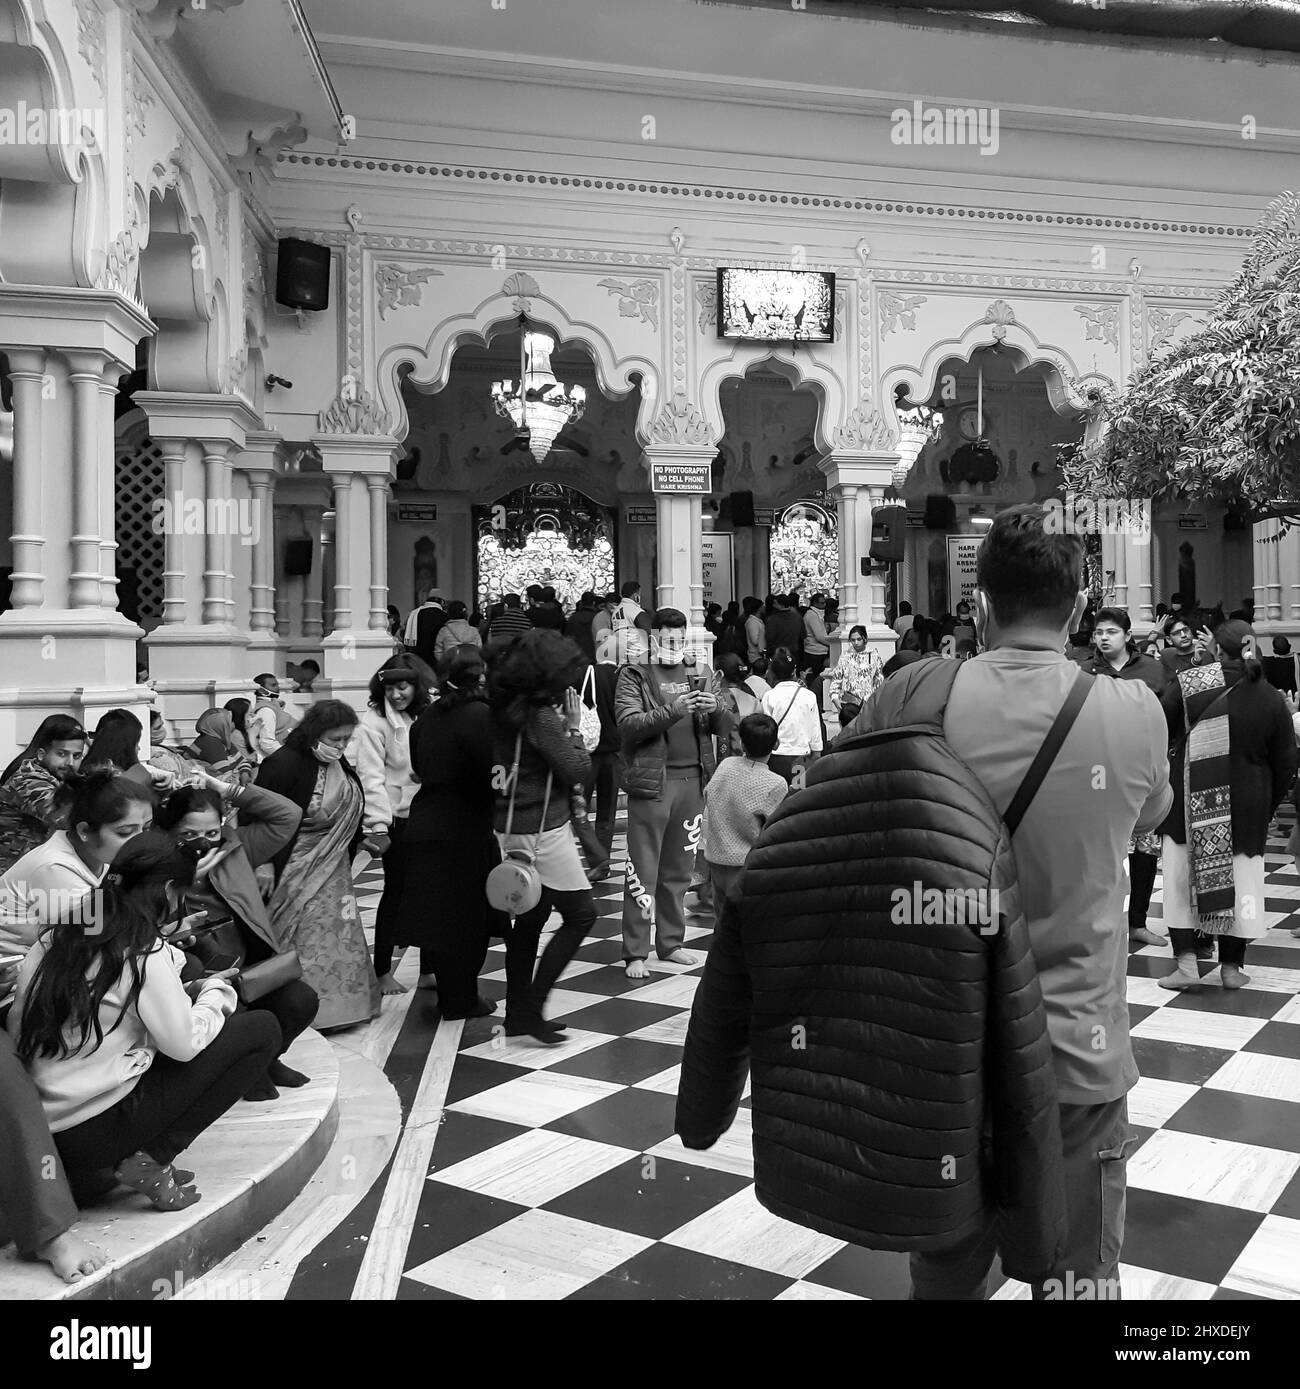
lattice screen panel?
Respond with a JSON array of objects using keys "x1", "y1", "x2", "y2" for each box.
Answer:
[{"x1": 115, "y1": 434, "x2": 165, "y2": 631}]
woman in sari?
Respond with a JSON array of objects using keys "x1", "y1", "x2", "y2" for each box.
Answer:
[
  {"x1": 255, "y1": 701, "x2": 380, "y2": 1031},
  {"x1": 1159, "y1": 621, "x2": 1296, "y2": 989},
  {"x1": 188, "y1": 708, "x2": 252, "y2": 784}
]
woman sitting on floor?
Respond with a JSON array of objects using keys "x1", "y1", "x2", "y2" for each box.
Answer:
[
  {"x1": 154, "y1": 775, "x2": 318, "y2": 1101},
  {"x1": 187, "y1": 708, "x2": 253, "y2": 784},
  {"x1": 7, "y1": 831, "x2": 281, "y2": 1211}
]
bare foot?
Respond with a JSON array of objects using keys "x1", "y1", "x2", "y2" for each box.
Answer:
[
  {"x1": 378, "y1": 972, "x2": 408, "y2": 995},
  {"x1": 417, "y1": 973, "x2": 438, "y2": 991},
  {"x1": 624, "y1": 959, "x2": 650, "y2": 979},
  {"x1": 661, "y1": 949, "x2": 699, "y2": 966},
  {"x1": 37, "y1": 1229, "x2": 108, "y2": 1284}
]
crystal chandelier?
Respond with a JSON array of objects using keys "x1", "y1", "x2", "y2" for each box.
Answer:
[
  {"x1": 490, "y1": 318, "x2": 586, "y2": 464},
  {"x1": 893, "y1": 404, "x2": 944, "y2": 488}
]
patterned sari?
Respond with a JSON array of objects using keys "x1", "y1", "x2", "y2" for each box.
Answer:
[{"x1": 268, "y1": 759, "x2": 379, "y2": 1029}]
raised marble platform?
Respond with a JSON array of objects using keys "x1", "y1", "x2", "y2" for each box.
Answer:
[{"x1": 0, "y1": 1031, "x2": 339, "y2": 1301}]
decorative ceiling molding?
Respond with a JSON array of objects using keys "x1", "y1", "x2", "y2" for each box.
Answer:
[
  {"x1": 275, "y1": 153, "x2": 1255, "y2": 241},
  {"x1": 1148, "y1": 306, "x2": 1196, "y2": 354},
  {"x1": 501, "y1": 270, "x2": 541, "y2": 314},
  {"x1": 1074, "y1": 302, "x2": 1120, "y2": 351},
  {"x1": 597, "y1": 277, "x2": 659, "y2": 328},
  {"x1": 73, "y1": 0, "x2": 107, "y2": 96},
  {"x1": 128, "y1": 0, "x2": 246, "y2": 42},
  {"x1": 880, "y1": 291, "x2": 926, "y2": 335}
]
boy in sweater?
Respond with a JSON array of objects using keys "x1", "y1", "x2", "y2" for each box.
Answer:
[{"x1": 703, "y1": 712, "x2": 787, "y2": 905}]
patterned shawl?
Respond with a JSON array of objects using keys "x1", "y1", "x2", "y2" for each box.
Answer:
[{"x1": 1179, "y1": 662, "x2": 1235, "y2": 932}]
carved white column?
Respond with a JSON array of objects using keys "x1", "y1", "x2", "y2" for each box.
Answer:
[
  {"x1": 97, "y1": 361, "x2": 120, "y2": 610},
  {"x1": 1254, "y1": 520, "x2": 1283, "y2": 622},
  {"x1": 156, "y1": 438, "x2": 190, "y2": 625},
  {"x1": 66, "y1": 351, "x2": 107, "y2": 610},
  {"x1": 6, "y1": 347, "x2": 47, "y2": 610},
  {"x1": 302, "y1": 507, "x2": 326, "y2": 639},
  {"x1": 329, "y1": 472, "x2": 353, "y2": 632},
  {"x1": 819, "y1": 445, "x2": 898, "y2": 658},
  {"x1": 200, "y1": 440, "x2": 235, "y2": 625},
  {"x1": 367, "y1": 475, "x2": 390, "y2": 631},
  {"x1": 832, "y1": 482, "x2": 860, "y2": 628}
]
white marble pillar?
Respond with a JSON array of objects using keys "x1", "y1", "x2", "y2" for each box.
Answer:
[
  {"x1": 833, "y1": 483, "x2": 860, "y2": 628},
  {"x1": 157, "y1": 438, "x2": 189, "y2": 625},
  {"x1": 302, "y1": 507, "x2": 326, "y2": 640},
  {"x1": 200, "y1": 441, "x2": 234, "y2": 625},
  {"x1": 6, "y1": 347, "x2": 47, "y2": 610},
  {"x1": 66, "y1": 351, "x2": 107, "y2": 610},
  {"x1": 367, "y1": 475, "x2": 390, "y2": 632},
  {"x1": 1253, "y1": 520, "x2": 1283, "y2": 622},
  {"x1": 818, "y1": 452, "x2": 898, "y2": 660},
  {"x1": 97, "y1": 361, "x2": 120, "y2": 610},
  {"x1": 329, "y1": 472, "x2": 353, "y2": 632}
]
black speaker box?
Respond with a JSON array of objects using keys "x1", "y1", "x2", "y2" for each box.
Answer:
[
  {"x1": 284, "y1": 539, "x2": 313, "y2": 576},
  {"x1": 925, "y1": 494, "x2": 957, "y2": 530},
  {"x1": 869, "y1": 505, "x2": 907, "y2": 563},
  {"x1": 729, "y1": 490, "x2": 755, "y2": 528},
  {"x1": 275, "y1": 238, "x2": 331, "y2": 312}
]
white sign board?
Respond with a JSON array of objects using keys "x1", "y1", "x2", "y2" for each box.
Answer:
[
  {"x1": 946, "y1": 534, "x2": 982, "y2": 612},
  {"x1": 700, "y1": 532, "x2": 734, "y2": 611}
]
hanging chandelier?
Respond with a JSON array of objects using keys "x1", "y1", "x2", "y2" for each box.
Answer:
[{"x1": 490, "y1": 317, "x2": 586, "y2": 464}]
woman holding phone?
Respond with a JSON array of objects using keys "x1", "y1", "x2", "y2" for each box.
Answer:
[
  {"x1": 7, "y1": 832, "x2": 280, "y2": 1211},
  {"x1": 154, "y1": 775, "x2": 317, "y2": 1101}
]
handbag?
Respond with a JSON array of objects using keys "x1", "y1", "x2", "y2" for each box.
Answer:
[
  {"x1": 235, "y1": 949, "x2": 302, "y2": 1003},
  {"x1": 577, "y1": 666, "x2": 602, "y2": 753},
  {"x1": 486, "y1": 732, "x2": 554, "y2": 923}
]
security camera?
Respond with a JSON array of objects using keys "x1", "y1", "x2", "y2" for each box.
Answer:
[{"x1": 265, "y1": 374, "x2": 294, "y2": 391}]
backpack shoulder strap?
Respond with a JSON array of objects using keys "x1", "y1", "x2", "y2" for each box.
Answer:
[{"x1": 1002, "y1": 670, "x2": 1093, "y2": 835}]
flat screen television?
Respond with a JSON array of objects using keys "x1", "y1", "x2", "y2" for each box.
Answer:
[{"x1": 716, "y1": 267, "x2": 835, "y2": 343}]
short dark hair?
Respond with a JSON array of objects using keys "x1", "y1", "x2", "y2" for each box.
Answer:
[
  {"x1": 541, "y1": 586, "x2": 557, "y2": 604},
  {"x1": 975, "y1": 504, "x2": 1083, "y2": 629},
  {"x1": 503, "y1": 593, "x2": 521, "y2": 609},
  {"x1": 1095, "y1": 606, "x2": 1132, "y2": 634},
  {"x1": 898, "y1": 601, "x2": 912, "y2": 615},
  {"x1": 435, "y1": 647, "x2": 487, "y2": 709},
  {"x1": 1274, "y1": 635, "x2": 1292, "y2": 655},
  {"x1": 738, "y1": 712, "x2": 779, "y2": 758},
  {"x1": 652, "y1": 607, "x2": 687, "y2": 630},
  {"x1": 446, "y1": 599, "x2": 469, "y2": 621},
  {"x1": 299, "y1": 659, "x2": 321, "y2": 675},
  {"x1": 254, "y1": 672, "x2": 276, "y2": 688},
  {"x1": 620, "y1": 580, "x2": 640, "y2": 598}
]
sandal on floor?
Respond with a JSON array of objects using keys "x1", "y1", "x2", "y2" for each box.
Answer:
[{"x1": 113, "y1": 1153, "x2": 201, "y2": 1211}]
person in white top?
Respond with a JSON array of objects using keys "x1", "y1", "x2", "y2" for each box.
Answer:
[
  {"x1": 353, "y1": 654, "x2": 436, "y2": 994},
  {"x1": 7, "y1": 832, "x2": 281, "y2": 1211},
  {"x1": 893, "y1": 601, "x2": 915, "y2": 643},
  {"x1": 760, "y1": 648, "x2": 824, "y2": 785},
  {"x1": 0, "y1": 768, "x2": 154, "y2": 956}
]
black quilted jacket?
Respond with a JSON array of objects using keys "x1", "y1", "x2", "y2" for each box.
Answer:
[{"x1": 674, "y1": 717, "x2": 1068, "y2": 1282}]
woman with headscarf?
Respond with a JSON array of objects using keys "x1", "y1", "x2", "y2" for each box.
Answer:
[
  {"x1": 355, "y1": 652, "x2": 436, "y2": 994},
  {"x1": 188, "y1": 709, "x2": 251, "y2": 783},
  {"x1": 256, "y1": 701, "x2": 380, "y2": 1031},
  {"x1": 1158, "y1": 620, "x2": 1297, "y2": 990}
]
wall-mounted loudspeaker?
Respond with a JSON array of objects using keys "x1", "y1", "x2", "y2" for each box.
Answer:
[
  {"x1": 925, "y1": 494, "x2": 957, "y2": 530},
  {"x1": 869, "y1": 505, "x2": 907, "y2": 563},
  {"x1": 284, "y1": 539, "x2": 313, "y2": 576},
  {"x1": 729, "y1": 490, "x2": 755, "y2": 527},
  {"x1": 275, "y1": 238, "x2": 331, "y2": 312}
]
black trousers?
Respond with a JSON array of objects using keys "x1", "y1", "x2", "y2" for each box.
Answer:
[
  {"x1": 0, "y1": 1026, "x2": 78, "y2": 1255},
  {"x1": 54, "y1": 1011, "x2": 281, "y2": 1203},
  {"x1": 583, "y1": 751, "x2": 620, "y2": 860},
  {"x1": 1127, "y1": 851, "x2": 1159, "y2": 932},
  {"x1": 1169, "y1": 927, "x2": 1247, "y2": 966},
  {"x1": 373, "y1": 816, "x2": 413, "y2": 978},
  {"x1": 505, "y1": 886, "x2": 596, "y2": 1025},
  {"x1": 247, "y1": 979, "x2": 318, "y2": 1060}
]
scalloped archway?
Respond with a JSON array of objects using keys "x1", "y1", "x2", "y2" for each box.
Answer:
[{"x1": 697, "y1": 342, "x2": 846, "y2": 455}]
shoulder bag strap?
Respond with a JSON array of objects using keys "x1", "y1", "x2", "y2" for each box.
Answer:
[
  {"x1": 532, "y1": 767, "x2": 554, "y2": 862},
  {"x1": 502, "y1": 732, "x2": 523, "y2": 838},
  {"x1": 580, "y1": 664, "x2": 596, "y2": 707},
  {"x1": 775, "y1": 685, "x2": 802, "y2": 730},
  {"x1": 1003, "y1": 670, "x2": 1093, "y2": 835}
]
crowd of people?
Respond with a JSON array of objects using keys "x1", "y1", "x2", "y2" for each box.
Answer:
[{"x1": 4, "y1": 530, "x2": 1299, "y2": 1299}]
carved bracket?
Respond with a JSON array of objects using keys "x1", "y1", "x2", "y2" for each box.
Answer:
[
  {"x1": 598, "y1": 277, "x2": 660, "y2": 328},
  {"x1": 501, "y1": 271, "x2": 541, "y2": 316},
  {"x1": 832, "y1": 404, "x2": 898, "y2": 452},
  {"x1": 376, "y1": 264, "x2": 443, "y2": 320},
  {"x1": 1074, "y1": 303, "x2": 1120, "y2": 351},
  {"x1": 318, "y1": 380, "x2": 393, "y2": 435},
  {"x1": 880, "y1": 291, "x2": 926, "y2": 336},
  {"x1": 649, "y1": 394, "x2": 713, "y2": 447}
]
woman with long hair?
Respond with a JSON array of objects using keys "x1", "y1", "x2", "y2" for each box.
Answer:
[
  {"x1": 256, "y1": 700, "x2": 380, "y2": 1030},
  {"x1": 222, "y1": 698, "x2": 257, "y2": 763},
  {"x1": 0, "y1": 715, "x2": 87, "y2": 873},
  {"x1": 0, "y1": 770, "x2": 153, "y2": 956},
  {"x1": 7, "y1": 832, "x2": 280, "y2": 1211},
  {"x1": 1159, "y1": 620, "x2": 1297, "y2": 990},
  {"x1": 759, "y1": 647, "x2": 823, "y2": 786},
  {"x1": 356, "y1": 652, "x2": 436, "y2": 994},
  {"x1": 827, "y1": 625, "x2": 884, "y2": 730},
  {"x1": 154, "y1": 775, "x2": 318, "y2": 1100},
  {"x1": 395, "y1": 647, "x2": 502, "y2": 1015},
  {"x1": 488, "y1": 630, "x2": 595, "y2": 1044}
]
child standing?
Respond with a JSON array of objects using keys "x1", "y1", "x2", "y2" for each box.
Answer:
[{"x1": 702, "y1": 713, "x2": 788, "y2": 906}]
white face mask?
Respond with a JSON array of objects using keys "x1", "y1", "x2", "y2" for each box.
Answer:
[{"x1": 314, "y1": 741, "x2": 345, "y2": 764}]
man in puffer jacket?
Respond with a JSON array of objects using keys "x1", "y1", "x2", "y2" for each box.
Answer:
[
  {"x1": 616, "y1": 609, "x2": 729, "y2": 979},
  {"x1": 678, "y1": 503, "x2": 1172, "y2": 1299}
]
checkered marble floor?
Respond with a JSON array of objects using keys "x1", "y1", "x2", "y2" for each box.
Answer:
[{"x1": 282, "y1": 808, "x2": 1300, "y2": 1301}]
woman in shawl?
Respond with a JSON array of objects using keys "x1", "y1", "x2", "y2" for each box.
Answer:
[
  {"x1": 255, "y1": 700, "x2": 380, "y2": 1030},
  {"x1": 1158, "y1": 620, "x2": 1297, "y2": 990},
  {"x1": 189, "y1": 708, "x2": 252, "y2": 783}
]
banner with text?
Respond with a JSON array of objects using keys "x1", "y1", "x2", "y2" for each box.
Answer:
[
  {"x1": 651, "y1": 461, "x2": 712, "y2": 494},
  {"x1": 947, "y1": 534, "x2": 982, "y2": 611},
  {"x1": 701, "y1": 532, "x2": 734, "y2": 611}
]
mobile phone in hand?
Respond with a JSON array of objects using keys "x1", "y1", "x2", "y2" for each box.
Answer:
[{"x1": 690, "y1": 673, "x2": 708, "y2": 693}]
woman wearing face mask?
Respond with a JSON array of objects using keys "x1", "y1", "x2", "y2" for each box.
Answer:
[
  {"x1": 154, "y1": 775, "x2": 317, "y2": 1100},
  {"x1": 7, "y1": 832, "x2": 280, "y2": 1212},
  {"x1": 396, "y1": 647, "x2": 504, "y2": 1015},
  {"x1": 826, "y1": 626, "x2": 883, "y2": 732},
  {"x1": 0, "y1": 770, "x2": 154, "y2": 956},
  {"x1": 355, "y1": 653, "x2": 437, "y2": 994},
  {"x1": 255, "y1": 701, "x2": 379, "y2": 1031},
  {"x1": 0, "y1": 716, "x2": 87, "y2": 874}
]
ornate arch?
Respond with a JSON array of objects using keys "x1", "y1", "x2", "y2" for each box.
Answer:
[
  {"x1": 880, "y1": 301, "x2": 1108, "y2": 427},
  {"x1": 696, "y1": 343, "x2": 847, "y2": 456},
  {"x1": 378, "y1": 289, "x2": 658, "y2": 446}
]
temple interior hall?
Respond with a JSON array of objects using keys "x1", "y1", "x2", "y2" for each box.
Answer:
[{"x1": 2, "y1": 0, "x2": 1300, "y2": 1313}]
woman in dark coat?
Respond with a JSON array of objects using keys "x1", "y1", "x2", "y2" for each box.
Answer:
[
  {"x1": 393, "y1": 647, "x2": 502, "y2": 1019},
  {"x1": 1159, "y1": 620, "x2": 1297, "y2": 990},
  {"x1": 255, "y1": 700, "x2": 380, "y2": 1031}
]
